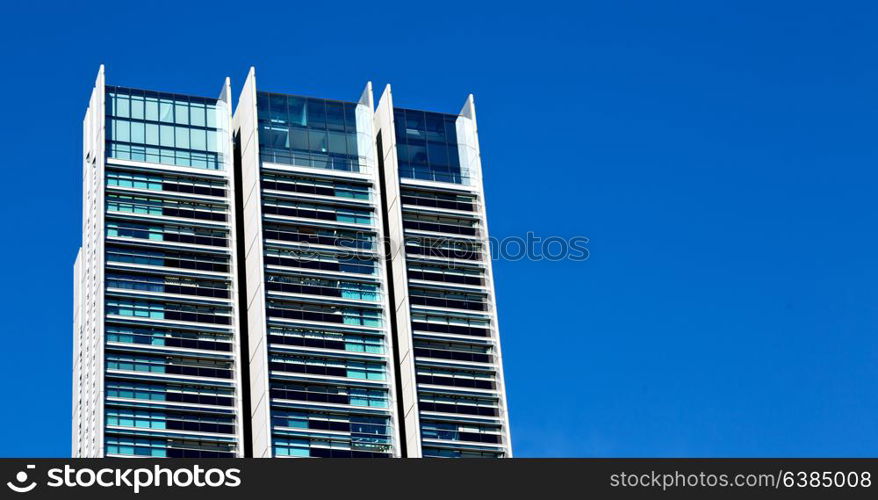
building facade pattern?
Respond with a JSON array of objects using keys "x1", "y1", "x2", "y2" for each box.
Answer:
[
  {"x1": 234, "y1": 69, "x2": 400, "y2": 458},
  {"x1": 374, "y1": 87, "x2": 512, "y2": 458},
  {"x1": 74, "y1": 66, "x2": 511, "y2": 458},
  {"x1": 73, "y1": 67, "x2": 246, "y2": 458}
]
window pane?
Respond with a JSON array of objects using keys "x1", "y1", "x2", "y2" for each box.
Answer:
[
  {"x1": 115, "y1": 95, "x2": 130, "y2": 118},
  {"x1": 145, "y1": 124, "x2": 159, "y2": 145},
  {"x1": 131, "y1": 121, "x2": 145, "y2": 143},
  {"x1": 444, "y1": 118, "x2": 458, "y2": 143},
  {"x1": 130, "y1": 96, "x2": 144, "y2": 120},
  {"x1": 175, "y1": 103, "x2": 189, "y2": 125},
  {"x1": 447, "y1": 145, "x2": 460, "y2": 167},
  {"x1": 424, "y1": 113, "x2": 445, "y2": 142},
  {"x1": 159, "y1": 100, "x2": 174, "y2": 123},
  {"x1": 190, "y1": 103, "x2": 205, "y2": 127},
  {"x1": 269, "y1": 95, "x2": 286, "y2": 122},
  {"x1": 344, "y1": 105, "x2": 357, "y2": 133},
  {"x1": 115, "y1": 119, "x2": 130, "y2": 142},
  {"x1": 191, "y1": 129, "x2": 206, "y2": 150},
  {"x1": 145, "y1": 98, "x2": 159, "y2": 121},
  {"x1": 404, "y1": 110, "x2": 424, "y2": 136},
  {"x1": 175, "y1": 127, "x2": 189, "y2": 149},
  {"x1": 306, "y1": 99, "x2": 326, "y2": 129},
  {"x1": 427, "y1": 142, "x2": 448, "y2": 166},
  {"x1": 160, "y1": 125, "x2": 174, "y2": 147},
  {"x1": 328, "y1": 131, "x2": 347, "y2": 155},
  {"x1": 287, "y1": 96, "x2": 305, "y2": 126},
  {"x1": 308, "y1": 130, "x2": 327, "y2": 153},
  {"x1": 290, "y1": 128, "x2": 308, "y2": 151},
  {"x1": 206, "y1": 106, "x2": 216, "y2": 128},
  {"x1": 325, "y1": 102, "x2": 345, "y2": 131}
]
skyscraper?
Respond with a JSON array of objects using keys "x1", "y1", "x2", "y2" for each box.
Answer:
[
  {"x1": 374, "y1": 86, "x2": 512, "y2": 458},
  {"x1": 233, "y1": 69, "x2": 400, "y2": 458},
  {"x1": 73, "y1": 67, "x2": 246, "y2": 458},
  {"x1": 73, "y1": 66, "x2": 511, "y2": 458}
]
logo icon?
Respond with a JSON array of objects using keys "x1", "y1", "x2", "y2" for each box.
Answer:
[{"x1": 7, "y1": 465, "x2": 37, "y2": 493}]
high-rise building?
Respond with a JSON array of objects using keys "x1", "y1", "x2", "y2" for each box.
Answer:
[
  {"x1": 233, "y1": 69, "x2": 401, "y2": 458},
  {"x1": 73, "y1": 66, "x2": 511, "y2": 458},
  {"x1": 73, "y1": 66, "x2": 246, "y2": 458},
  {"x1": 374, "y1": 86, "x2": 512, "y2": 458}
]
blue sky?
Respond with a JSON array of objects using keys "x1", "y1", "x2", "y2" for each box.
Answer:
[{"x1": 2, "y1": 0, "x2": 877, "y2": 457}]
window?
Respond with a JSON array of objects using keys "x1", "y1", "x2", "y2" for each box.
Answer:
[
  {"x1": 265, "y1": 273, "x2": 379, "y2": 301},
  {"x1": 261, "y1": 173, "x2": 370, "y2": 200},
  {"x1": 269, "y1": 354, "x2": 385, "y2": 381},
  {"x1": 267, "y1": 326, "x2": 384, "y2": 354},
  {"x1": 256, "y1": 91, "x2": 364, "y2": 172},
  {"x1": 106, "y1": 220, "x2": 228, "y2": 247},
  {"x1": 106, "y1": 87, "x2": 223, "y2": 170},
  {"x1": 105, "y1": 298, "x2": 231, "y2": 325},
  {"x1": 145, "y1": 123, "x2": 159, "y2": 145},
  {"x1": 394, "y1": 108, "x2": 466, "y2": 184},
  {"x1": 106, "y1": 168, "x2": 227, "y2": 197}
]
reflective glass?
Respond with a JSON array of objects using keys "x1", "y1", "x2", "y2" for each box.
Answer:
[{"x1": 105, "y1": 86, "x2": 223, "y2": 170}]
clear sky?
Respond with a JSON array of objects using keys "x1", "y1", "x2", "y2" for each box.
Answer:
[{"x1": 2, "y1": 0, "x2": 877, "y2": 457}]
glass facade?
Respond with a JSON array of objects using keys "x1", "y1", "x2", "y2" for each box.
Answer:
[
  {"x1": 254, "y1": 91, "x2": 396, "y2": 458},
  {"x1": 395, "y1": 184, "x2": 507, "y2": 457},
  {"x1": 256, "y1": 92, "x2": 365, "y2": 172},
  {"x1": 100, "y1": 84, "x2": 241, "y2": 458},
  {"x1": 76, "y1": 69, "x2": 509, "y2": 459},
  {"x1": 106, "y1": 86, "x2": 223, "y2": 170},
  {"x1": 393, "y1": 108, "x2": 466, "y2": 184}
]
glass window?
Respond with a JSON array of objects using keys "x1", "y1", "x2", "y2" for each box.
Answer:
[
  {"x1": 269, "y1": 94, "x2": 286, "y2": 122},
  {"x1": 175, "y1": 103, "x2": 189, "y2": 125},
  {"x1": 427, "y1": 142, "x2": 448, "y2": 166},
  {"x1": 444, "y1": 118, "x2": 458, "y2": 143},
  {"x1": 394, "y1": 108, "x2": 464, "y2": 184},
  {"x1": 344, "y1": 105, "x2": 357, "y2": 133},
  {"x1": 190, "y1": 103, "x2": 205, "y2": 127},
  {"x1": 191, "y1": 128, "x2": 206, "y2": 150},
  {"x1": 175, "y1": 126, "x2": 189, "y2": 149},
  {"x1": 404, "y1": 110, "x2": 423, "y2": 137},
  {"x1": 256, "y1": 92, "x2": 363, "y2": 172},
  {"x1": 130, "y1": 96, "x2": 144, "y2": 120},
  {"x1": 262, "y1": 126, "x2": 287, "y2": 148},
  {"x1": 115, "y1": 94, "x2": 130, "y2": 118},
  {"x1": 407, "y1": 144, "x2": 428, "y2": 165},
  {"x1": 347, "y1": 134, "x2": 358, "y2": 158},
  {"x1": 290, "y1": 128, "x2": 308, "y2": 151},
  {"x1": 145, "y1": 123, "x2": 159, "y2": 146},
  {"x1": 307, "y1": 99, "x2": 326, "y2": 129},
  {"x1": 160, "y1": 125, "x2": 175, "y2": 148},
  {"x1": 327, "y1": 131, "x2": 348, "y2": 155},
  {"x1": 159, "y1": 100, "x2": 174, "y2": 123},
  {"x1": 424, "y1": 113, "x2": 445, "y2": 142},
  {"x1": 308, "y1": 129, "x2": 327, "y2": 153},
  {"x1": 107, "y1": 87, "x2": 223, "y2": 170},
  {"x1": 325, "y1": 102, "x2": 345, "y2": 131},
  {"x1": 287, "y1": 96, "x2": 306, "y2": 126},
  {"x1": 145, "y1": 97, "x2": 159, "y2": 121},
  {"x1": 447, "y1": 144, "x2": 460, "y2": 167},
  {"x1": 114, "y1": 119, "x2": 130, "y2": 142},
  {"x1": 131, "y1": 121, "x2": 145, "y2": 143},
  {"x1": 206, "y1": 106, "x2": 216, "y2": 128}
]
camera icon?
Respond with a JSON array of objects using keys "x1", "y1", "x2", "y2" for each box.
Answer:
[{"x1": 7, "y1": 465, "x2": 37, "y2": 493}]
